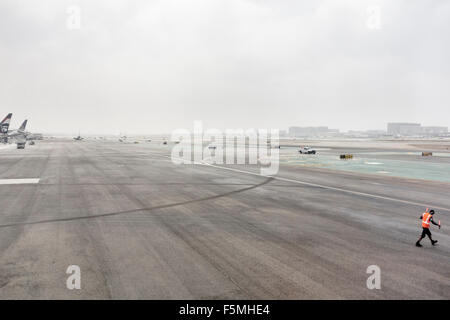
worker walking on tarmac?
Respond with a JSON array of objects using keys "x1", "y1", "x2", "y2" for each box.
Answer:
[{"x1": 416, "y1": 209, "x2": 440, "y2": 247}]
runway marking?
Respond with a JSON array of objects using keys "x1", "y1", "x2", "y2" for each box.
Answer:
[
  {"x1": 202, "y1": 163, "x2": 450, "y2": 212},
  {"x1": 0, "y1": 178, "x2": 40, "y2": 185}
]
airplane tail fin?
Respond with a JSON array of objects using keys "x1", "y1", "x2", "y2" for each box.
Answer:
[
  {"x1": 0, "y1": 113, "x2": 12, "y2": 134},
  {"x1": 19, "y1": 120, "x2": 28, "y2": 131}
]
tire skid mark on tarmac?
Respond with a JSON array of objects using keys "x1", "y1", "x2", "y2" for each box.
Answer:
[{"x1": 0, "y1": 177, "x2": 274, "y2": 229}]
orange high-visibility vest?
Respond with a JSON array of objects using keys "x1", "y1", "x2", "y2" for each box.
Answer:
[{"x1": 422, "y1": 212, "x2": 432, "y2": 228}]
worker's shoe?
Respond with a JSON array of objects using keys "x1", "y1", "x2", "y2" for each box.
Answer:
[
  {"x1": 431, "y1": 240, "x2": 438, "y2": 246},
  {"x1": 415, "y1": 242, "x2": 422, "y2": 247}
]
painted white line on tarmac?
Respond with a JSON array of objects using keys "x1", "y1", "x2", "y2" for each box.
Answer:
[
  {"x1": 201, "y1": 163, "x2": 450, "y2": 212},
  {"x1": 0, "y1": 178, "x2": 40, "y2": 185},
  {"x1": 166, "y1": 155, "x2": 450, "y2": 212}
]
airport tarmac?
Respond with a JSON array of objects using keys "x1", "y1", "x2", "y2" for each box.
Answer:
[{"x1": 0, "y1": 140, "x2": 449, "y2": 299}]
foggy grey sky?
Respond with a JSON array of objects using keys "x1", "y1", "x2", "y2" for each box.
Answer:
[{"x1": 0, "y1": 0, "x2": 449, "y2": 134}]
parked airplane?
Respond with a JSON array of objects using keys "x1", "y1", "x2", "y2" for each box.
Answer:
[
  {"x1": 8, "y1": 120, "x2": 28, "y2": 139},
  {"x1": 1, "y1": 113, "x2": 12, "y2": 134},
  {"x1": 1, "y1": 113, "x2": 12, "y2": 143},
  {"x1": 74, "y1": 132, "x2": 83, "y2": 141}
]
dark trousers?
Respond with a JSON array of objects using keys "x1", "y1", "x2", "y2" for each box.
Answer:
[{"x1": 417, "y1": 227, "x2": 433, "y2": 243}]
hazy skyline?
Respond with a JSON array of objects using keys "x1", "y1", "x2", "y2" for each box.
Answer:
[{"x1": 1, "y1": 0, "x2": 449, "y2": 134}]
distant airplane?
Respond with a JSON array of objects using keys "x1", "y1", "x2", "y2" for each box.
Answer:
[
  {"x1": 74, "y1": 132, "x2": 83, "y2": 141},
  {"x1": 1, "y1": 113, "x2": 12, "y2": 134},
  {"x1": 0, "y1": 113, "x2": 12, "y2": 143},
  {"x1": 8, "y1": 120, "x2": 29, "y2": 139}
]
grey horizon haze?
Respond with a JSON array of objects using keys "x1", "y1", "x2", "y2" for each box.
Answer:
[{"x1": 0, "y1": 0, "x2": 449, "y2": 135}]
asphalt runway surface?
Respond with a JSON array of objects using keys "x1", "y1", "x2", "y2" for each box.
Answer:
[{"x1": 0, "y1": 140, "x2": 449, "y2": 299}]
